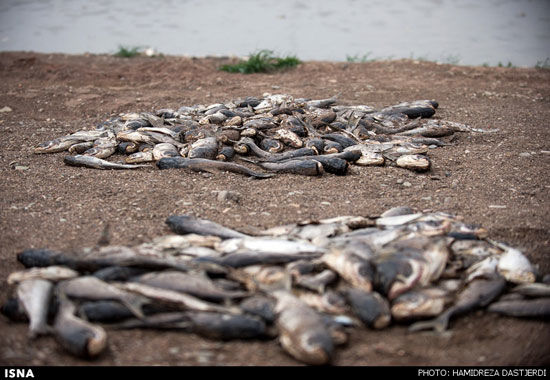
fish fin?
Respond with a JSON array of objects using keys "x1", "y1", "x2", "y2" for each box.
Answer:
[
  {"x1": 408, "y1": 312, "x2": 450, "y2": 333},
  {"x1": 121, "y1": 295, "x2": 148, "y2": 319}
]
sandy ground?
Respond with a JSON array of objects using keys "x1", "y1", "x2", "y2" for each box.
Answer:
[{"x1": 0, "y1": 52, "x2": 549, "y2": 366}]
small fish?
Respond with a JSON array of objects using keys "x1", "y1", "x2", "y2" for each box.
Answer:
[
  {"x1": 273, "y1": 290, "x2": 334, "y2": 365},
  {"x1": 7, "y1": 266, "x2": 79, "y2": 285},
  {"x1": 394, "y1": 154, "x2": 431, "y2": 172},
  {"x1": 17, "y1": 279, "x2": 53, "y2": 338},
  {"x1": 64, "y1": 155, "x2": 150, "y2": 170},
  {"x1": 68, "y1": 141, "x2": 94, "y2": 154},
  {"x1": 53, "y1": 295, "x2": 107, "y2": 358},
  {"x1": 345, "y1": 289, "x2": 391, "y2": 329},
  {"x1": 487, "y1": 298, "x2": 550, "y2": 318},
  {"x1": 165, "y1": 214, "x2": 248, "y2": 239},
  {"x1": 157, "y1": 157, "x2": 274, "y2": 179},
  {"x1": 409, "y1": 276, "x2": 506, "y2": 332},
  {"x1": 58, "y1": 276, "x2": 148, "y2": 318}
]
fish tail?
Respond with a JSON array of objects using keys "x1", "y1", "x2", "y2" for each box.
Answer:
[{"x1": 122, "y1": 295, "x2": 148, "y2": 319}]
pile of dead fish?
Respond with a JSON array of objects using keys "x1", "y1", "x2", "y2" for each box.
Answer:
[
  {"x1": 3, "y1": 207, "x2": 549, "y2": 365},
  {"x1": 34, "y1": 93, "x2": 490, "y2": 176}
]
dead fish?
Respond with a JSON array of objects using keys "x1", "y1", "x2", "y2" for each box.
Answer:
[
  {"x1": 165, "y1": 214, "x2": 248, "y2": 239},
  {"x1": 68, "y1": 141, "x2": 94, "y2": 154},
  {"x1": 394, "y1": 154, "x2": 431, "y2": 172},
  {"x1": 240, "y1": 295, "x2": 277, "y2": 324},
  {"x1": 372, "y1": 253, "x2": 424, "y2": 300},
  {"x1": 183, "y1": 311, "x2": 267, "y2": 340},
  {"x1": 188, "y1": 137, "x2": 218, "y2": 160},
  {"x1": 273, "y1": 290, "x2": 334, "y2": 365},
  {"x1": 321, "y1": 133, "x2": 358, "y2": 149},
  {"x1": 260, "y1": 138, "x2": 284, "y2": 153},
  {"x1": 511, "y1": 283, "x2": 550, "y2": 298},
  {"x1": 34, "y1": 130, "x2": 107, "y2": 153},
  {"x1": 157, "y1": 157, "x2": 274, "y2": 179},
  {"x1": 250, "y1": 159, "x2": 324, "y2": 176},
  {"x1": 409, "y1": 276, "x2": 506, "y2": 332},
  {"x1": 17, "y1": 279, "x2": 53, "y2": 338},
  {"x1": 79, "y1": 300, "x2": 137, "y2": 323},
  {"x1": 376, "y1": 213, "x2": 423, "y2": 228},
  {"x1": 152, "y1": 142, "x2": 179, "y2": 160},
  {"x1": 274, "y1": 128, "x2": 303, "y2": 148},
  {"x1": 53, "y1": 295, "x2": 107, "y2": 358},
  {"x1": 345, "y1": 289, "x2": 391, "y2": 329},
  {"x1": 64, "y1": 155, "x2": 150, "y2": 170},
  {"x1": 113, "y1": 282, "x2": 240, "y2": 315},
  {"x1": 493, "y1": 241, "x2": 536, "y2": 284},
  {"x1": 215, "y1": 236, "x2": 326, "y2": 255},
  {"x1": 197, "y1": 250, "x2": 317, "y2": 268},
  {"x1": 323, "y1": 140, "x2": 343, "y2": 154},
  {"x1": 216, "y1": 146, "x2": 235, "y2": 161},
  {"x1": 391, "y1": 287, "x2": 448, "y2": 321},
  {"x1": 58, "y1": 276, "x2": 148, "y2": 318},
  {"x1": 131, "y1": 270, "x2": 248, "y2": 302},
  {"x1": 295, "y1": 269, "x2": 337, "y2": 293},
  {"x1": 83, "y1": 136, "x2": 117, "y2": 159},
  {"x1": 380, "y1": 206, "x2": 415, "y2": 218},
  {"x1": 117, "y1": 141, "x2": 139, "y2": 154},
  {"x1": 296, "y1": 290, "x2": 348, "y2": 315},
  {"x1": 125, "y1": 151, "x2": 154, "y2": 163},
  {"x1": 7, "y1": 266, "x2": 79, "y2": 285},
  {"x1": 487, "y1": 298, "x2": 550, "y2": 318},
  {"x1": 306, "y1": 95, "x2": 339, "y2": 109},
  {"x1": 92, "y1": 266, "x2": 150, "y2": 282},
  {"x1": 322, "y1": 250, "x2": 375, "y2": 292}
]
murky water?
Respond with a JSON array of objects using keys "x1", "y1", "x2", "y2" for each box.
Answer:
[{"x1": 0, "y1": 0, "x2": 549, "y2": 67}]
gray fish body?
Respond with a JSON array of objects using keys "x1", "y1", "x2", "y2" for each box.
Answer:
[
  {"x1": 17, "y1": 279, "x2": 53, "y2": 337},
  {"x1": 132, "y1": 270, "x2": 248, "y2": 302},
  {"x1": 345, "y1": 289, "x2": 391, "y2": 329},
  {"x1": 240, "y1": 296, "x2": 277, "y2": 324},
  {"x1": 512, "y1": 283, "x2": 550, "y2": 298},
  {"x1": 157, "y1": 157, "x2": 274, "y2": 179},
  {"x1": 188, "y1": 137, "x2": 218, "y2": 160},
  {"x1": 409, "y1": 277, "x2": 507, "y2": 332},
  {"x1": 273, "y1": 290, "x2": 334, "y2": 365},
  {"x1": 487, "y1": 298, "x2": 550, "y2": 318},
  {"x1": 152, "y1": 143, "x2": 179, "y2": 160},
  {"x1": 322, "y1": 251, "x2": 374, "y2": 292},
  {"x1": 391, "y1": 287, "x2": 448, "y2": 321},
  {"x1": 166, "y1": 215, "x2": 248, "y2": 239},
  {"x1": 54, "y1": 296, "x2": 107, "y2": 358},
  {"x1": 64, "y1": 155, "x2": 150, "y2": 170},
  {"x1": 59, "y1": 276, "x2": 147, "y2": 318},
  {"x1": 295, "y1": 269, "x2": 337, "y2": 293}
]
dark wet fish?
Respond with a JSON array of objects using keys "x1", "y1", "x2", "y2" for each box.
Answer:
[
  {"x1": 64, "y1": 155, "x2": 150, "y2": 170},
  {"x1": 182, "y1": 311, "x2": 267, "y2": 340},
  {"x1": 345, "y1": 289, "x2": 391, "y2": 329},
  {"x1": 273, "y1": 290, "x2": 334, "y2": 365},
  {"x1": 197, "y1": 250, "x2": 317, "y2": 268},
  {"x1": 58, "y1": 276, "x2": 148, "y2": 319},
  {"x1": 92, "y1": 266, "x2": 150, "y2": 282},
  {"x1": 240, "y1": 295, "x2": 277, "y2": 324},
  {"x1": 216, "y1": 145, "x2": 235, "y2": 161},
  {"x1": 487, "y1": 298, "x2": 550, "y2": 318},
  {"x1": 166, "y1": 214, "x2": 248, "y2": 239},
  {"x1": 511, "y1": 283, "x2": 550, "y2": 298},
  {"x1": 17, "y1": 279, "x2": 53, "y2": 338},
  {"x1": 409, "y1": 276, "x2": 507, "y2": 332},
  {"x1": 251, "y1": 159, "x2": 324, "y2": 176},
  {"x1": 188, "y1": 137, "x2": 218, "y2": 160},
  {"x1": 157, "y1": 157, "x2": 274, "y2": 179},
  {"x1": 53, "y1": 295, "x2": 107, "y2": 358}
]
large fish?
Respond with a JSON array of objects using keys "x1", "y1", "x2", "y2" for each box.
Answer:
[
  {"x1": 345, "y1": 289, "x2": 391, "y2": 329},
  {"x1": 273, "y1": 290, "x2": 334, "y2": 365},
  {"x1": 53, "y1": 295, "x2": 107, "y2": 358},
  {"x1": 157, "y1": 157, "x2": 274, "y2": 179},
  {"x1": 165, "y1": 215, "x2": 248, "y2": 239},
  {"x1": 322, "y1": 250, "x2": 375, "y2": 292},
  {"x1": 64, "y1": 155, "x2": 150, "y2": 170}
]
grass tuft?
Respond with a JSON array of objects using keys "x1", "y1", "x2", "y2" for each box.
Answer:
[
  {"x1": 219, "y1": 50, "x2": 301, "y2": 74},
  {"x1": 535, "y1": 58, "x2": 550, "y2": 69},
  {"x1": 114, "y1": 45, "x2": 142, "y2": 58}
]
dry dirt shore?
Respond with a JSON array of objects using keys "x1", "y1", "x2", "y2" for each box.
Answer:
[{"x1": 0, "y1": 52, "x2": 549, "y2": 366}]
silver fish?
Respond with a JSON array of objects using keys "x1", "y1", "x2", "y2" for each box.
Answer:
[
  {"x1": 64, "y1": 155, "x2": 150, "y2": 170},
  {"x1": 165, "y1": 215, "x2": 248, "y2": 239},
  {"x1": 58, "y1": 276, "x2": 148, "y2": 318},
  {"x1": 345, "y1": 289, "x2": 391, "y2": 329},
  {"x1": 322, "y1": 250, "x2": 374, "y2": 292},
  {"x1": 8, "y1": 266, "x2": 79, "y2": 285},
  {"x1": 152, "y1": 142, "x2": 179, "y2": 160},
  {"x1": 17, "y1": 279, "x2": 53, "y2": 338},
  {"x1": 487, "y1": 298, "x2": 550, "y2": 318}
]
